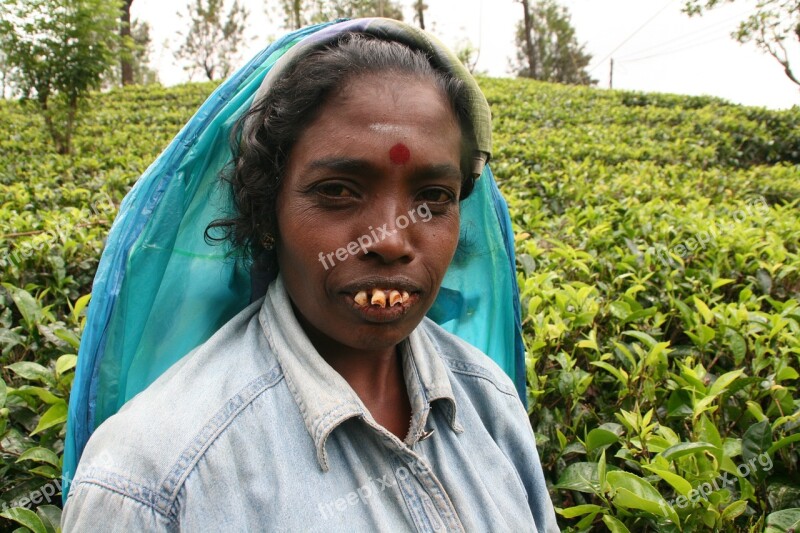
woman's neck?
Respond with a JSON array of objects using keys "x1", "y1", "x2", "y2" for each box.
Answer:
[{"x1": 303, "y1": 325, "x2": 412, "y2": 440}]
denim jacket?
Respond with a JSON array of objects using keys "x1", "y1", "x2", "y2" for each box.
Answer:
[{"x1": 62, "y1": 275, "x2": 559, "y2": 532}]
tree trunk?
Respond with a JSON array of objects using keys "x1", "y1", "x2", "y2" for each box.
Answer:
[
  {"x1": 120, "y1": 0, "x2": 134, "y2": 85},
  {"x1": 64, "y1": 95, "x2": 78, "y2": 155},
  {"x1": 520, "y1": 0, "x2": 536, "y2": 78},
  {"x1": 415, "y1": 0, "x2": 425, "y2": 29},
  {"x1": 39, "y1": 95, "x2": 69, "y2": 154},
  {"x1": 293, "y1": 0, "x2": 302, "y2": 29}
]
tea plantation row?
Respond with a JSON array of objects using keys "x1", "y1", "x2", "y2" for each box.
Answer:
[{"x1": 0, "y1": 78, "x2": 798, "y2": 531}]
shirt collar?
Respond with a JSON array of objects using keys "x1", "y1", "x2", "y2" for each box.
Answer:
[{"x1": 259, "y1": 274, "x2": 461, "y2": 471}]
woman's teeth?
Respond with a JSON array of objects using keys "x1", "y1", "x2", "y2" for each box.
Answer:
[
  {"x1": 371, "y1": 291, "x2": 385, "y2": 307},
  {"x1": 389, "y1": 290, "x2": 403, "y2": 307},
  {"x1": 353, "y1": 289, "x2": 410, "y2": 308}
]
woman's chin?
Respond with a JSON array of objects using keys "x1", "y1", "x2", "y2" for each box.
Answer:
[{"x1": 330, "y1": 320, "x2": 419, "y2": 354}]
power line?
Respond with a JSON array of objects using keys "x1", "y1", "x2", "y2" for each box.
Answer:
[
  {"x1": 618, "y1": 33, "x2": 730, "y2": 63},
  {"x1": 589, "y1": 0, "x2": 677, "y2": 73},
  {"x1": 614, "y1": 7, "x2": 751, "y2": 61}
]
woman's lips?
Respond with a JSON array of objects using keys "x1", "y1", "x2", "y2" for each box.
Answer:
[
  {"x1": 338, "y1": 277, "x2": 424, "y2": 322},
  {"x1": 342, "y1": 288, "x2": 421, "y2": 323}
]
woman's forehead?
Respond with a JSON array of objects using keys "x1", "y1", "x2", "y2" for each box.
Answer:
[
  {"x1": 315, "y1": 76, "x2": 453, "y2": 132},
  {"x1": 323, "y1": 72, "x2": 455, "y2": 128},
  {"x1": 286, "y1": 75, "x2": 462, "y2": 179}
]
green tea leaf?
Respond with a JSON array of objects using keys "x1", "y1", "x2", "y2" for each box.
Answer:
[
  {"x1": 10, "y1": 386, "x2": 62, "y2": 405},
  {"x1": 28, "y1": 465, "x2": 59, "y2": 479},
  {"x1": 557, "y1": 504, "x2": 604, "y2": 518},
  {"x1": 622, "y1": 307, "x2": 658, "y2": 325},
  {"x1": 31, "y1": 400, "x2": 68, "y2": 435},
  {"x1": 36, "y1": 505, "x2": 61, "y2": 533},
  {"x1": 623, "y1": 330, "x2": 659, "y2": 348},
  {"x1": 598, "y1": 449, "x2": 608, "y2": 493},
  {"x1": 661, "y1": 442, "x2": 718, "y2": 461},
  {"x1": 768, "y1": 433, "x2": 800, "y2": 456},
  {"x1": 55, "y1": 354, "x2": 78, "y2": 377},
  {"x1": 707, "y1": 369, "x2": 745, "y2": 398},
  {"x1": 742, "y1": 420, "x2": 772, "y2": 464},
  {"x1": 776, "y1": 366, "x2": 799, "y2": 382},
  {"x1": 586, "y1": 428, "x2": 619, "y2": 453},
  {"x1": 1, "y1": 283, "x2": 43, "y2": 331},
  {"x1": 694, "y1": 297, "x2": 714, "y2": 323},
  {"x1": 765, "y1": 508, "x2": 800, "y2": 533},
  {"x1": 555, "y1": 462, "x2": 600, "y2": 493},
  {"x1": 590, "y1": 361, "x2": 628, "y2": 386},
  {"x1": 0, "y1": 507, "x2": 48, "y2": 533},
  {"x1": 720, "y1": 500, "x2": 747, "y2": 521},
  {"x1": 607, "y1": 471, "x2": 679, "y2": 524},
  {"x1": 602, "y1": 514, "x2": 632, "y2": 533},
  {"x1": 0, "y1": 328, "x2": 25, "y2": 356},
  {"x1": 72, "y1": 293, "x2": 92, "y2": 323},
  {"x1": 711, "y1": 278, "x2": 735, "y2": 290},
  {"x1": 641, "y1": 465, "x2": 692, "y2": 496},
  {"x1": 667, "y1": 390, "x2": 694, "y2": 419},
  {"x1": 746, "y1": 400, "x2": 767, "y2": 422},
  {"x1": 53, "y1": 327, "x2": 81, "y2": 349},
  {"x1": 695, "y1": 324, "x2": 715, "y2": 346},
  {"x1": 725, "y1": 329, "x2": 747, "y2": 363},
  {"x1": 7, "y1": 362, "x2": 51, "y2": 384},
  {"x1": 609, "y1": 301, "x2": 631, "y2": 320},
  {"x1": 16, "y1": 446, "x2": 60, "y2": 467},
  {"x1": 556, "y1": 461, "x2": 619, "y2": 494}
]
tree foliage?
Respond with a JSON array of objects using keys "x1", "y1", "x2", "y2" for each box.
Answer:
[
  {"x1": 513, "y1": 0, "x2": 595, "y2": 85},
  {"x1": 279, "y1": 0, "x2": 304, "y2": 30},
  {"x1": 176, "y1": 0, "x2": 248, "y2": 81},
  {"x1": 278, "y1": 0, "x2": 403, "y2": 30},
  {"x1": 455, "y1": 39, "x2": 480, "y2": 74},
  {"x1": 0, "y1": 0, "x2": 122, "y2": 154},
  {"x1": 684, "y1": 0, "x2": 800, "y2": 88}
]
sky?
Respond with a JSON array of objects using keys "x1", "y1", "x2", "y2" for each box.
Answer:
[{"x1": 133, "y1": 0, "x2": 799, "y2": 110}]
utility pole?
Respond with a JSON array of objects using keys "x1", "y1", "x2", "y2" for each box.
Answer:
[{"x1": 609, "y1": 58, "x2": 614, "y2": 89}]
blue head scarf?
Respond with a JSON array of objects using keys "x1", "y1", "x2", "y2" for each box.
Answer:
[{"x1": 63, "y1": 18, "x2": 526, "y2": 502}]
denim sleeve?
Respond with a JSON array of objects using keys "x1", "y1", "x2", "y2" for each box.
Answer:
[
  {"x1": 62, "y1": 480, "x2": 174, "y2": 532},
  {"x1": 500, "y1": 393, "x2": 561, "y2": 533}
]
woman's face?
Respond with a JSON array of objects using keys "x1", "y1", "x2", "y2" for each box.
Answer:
[{"x1": 275, "y1": 71, "x2": 463, "y2": 357}]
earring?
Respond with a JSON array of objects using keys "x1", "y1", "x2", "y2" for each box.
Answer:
[{"x1": 261, "y1": 233, "x2": 275, "y2": 251}]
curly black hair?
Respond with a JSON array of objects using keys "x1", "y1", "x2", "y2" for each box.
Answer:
[{"x1": 206, "y1": 33, "x2": 479, "y2": 277}]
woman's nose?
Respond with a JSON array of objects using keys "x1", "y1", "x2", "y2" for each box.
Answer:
[{"x1": 360, "y1": 205, "x2": 416, "y2": 264}]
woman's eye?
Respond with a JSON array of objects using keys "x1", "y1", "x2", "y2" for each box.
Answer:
[
  {"x1": 315, "y1": 183, "x2": 354, "y2": 198},
  {"x1": 418, "y1": 188, "x2": 454, "y2": 203}
]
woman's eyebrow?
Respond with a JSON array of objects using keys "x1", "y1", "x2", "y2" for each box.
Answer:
[
  {"x1": 307, "y1": 157, "x2": 377, "y2": 176},
  {"x1": 412, "y1": 163, "x2": 462, "y2": 182},
  {"x1": 306, "y1": 158, "x2": 461, "y2": 182}
]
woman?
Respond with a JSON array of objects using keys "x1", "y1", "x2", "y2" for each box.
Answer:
[{"x1": 62, "y1": 19, "x2": 558, "y2": 532}]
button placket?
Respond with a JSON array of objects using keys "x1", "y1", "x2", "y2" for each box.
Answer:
[{"x1": 392, "y1": 447, "x2": 465, "y2": 533}]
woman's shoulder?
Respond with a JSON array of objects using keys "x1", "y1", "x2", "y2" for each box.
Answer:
[
  {"x1": 68, "y1": 298, "x2": 286, "y2": 505},
  {"x1": 417, "y1": 317, "x2": 520, "y2": 400}
]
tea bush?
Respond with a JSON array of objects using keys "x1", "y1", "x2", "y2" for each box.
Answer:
[{"x1": 0, "y1": 78, "x2": 797, "y2": 531}]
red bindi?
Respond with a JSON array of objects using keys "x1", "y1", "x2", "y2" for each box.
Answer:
[{"x1": 389, "y1": 143, "x2": 411, "y2": 165}]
